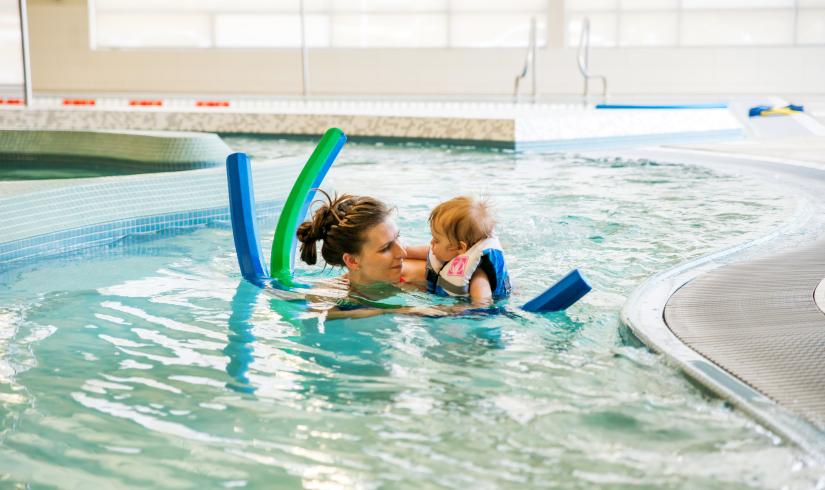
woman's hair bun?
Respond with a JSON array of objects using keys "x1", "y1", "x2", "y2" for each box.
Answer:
[
  {"x1": 295, "y1": 190, "x2": 390, "y2": 268},
  {"x1": 296, "y1": 190, "x2": 346, "y2": 265}
]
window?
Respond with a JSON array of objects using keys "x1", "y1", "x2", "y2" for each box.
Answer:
[
  {"x1": 798, "y1": 0, "x2": 825, "y2": 44},
  {"x1": 566, "y1": 0, "x2": 825, "y2": 47},
  {"x1": 90, "y1": 0, "x2": 548, "y2": 49},
  {"x1": 0, "y1": 0, "x2": 22, "y2": 85}
]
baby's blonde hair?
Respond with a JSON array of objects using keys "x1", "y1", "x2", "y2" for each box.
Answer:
[{"x1": 429, "y1": 196, "x2": 495, "y2": 247}]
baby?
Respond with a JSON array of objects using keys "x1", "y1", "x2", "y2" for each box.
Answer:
[{"x1": 425, "y1": 196, "x2": 511, "y2": 302}]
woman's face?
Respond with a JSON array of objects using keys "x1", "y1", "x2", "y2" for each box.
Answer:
[{"x1": 346, "y1": 219, "x2": 407, "y2": 285}]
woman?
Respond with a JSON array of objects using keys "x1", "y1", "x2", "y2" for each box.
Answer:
[{"x1": 296, "y1": 191, "x2": 438, "y2": 318}]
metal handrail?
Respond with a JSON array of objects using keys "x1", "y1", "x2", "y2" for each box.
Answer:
[
  {"x1": 513, "y1": 17, "x2": 537, "y2": 102},
  {"x1": 18, "y1": 0, "x2": 32, "y2": 106},
  {"x1": 576, "y1": 17, "x2": 607, "y2": 102},
  {"x1": 299, "y1": 0, "x2": 309, "y2": 96}
]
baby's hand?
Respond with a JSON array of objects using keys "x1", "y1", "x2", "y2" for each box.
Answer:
[{"x1": 403, "y1": 245, "x2": 430, "y2": 260}]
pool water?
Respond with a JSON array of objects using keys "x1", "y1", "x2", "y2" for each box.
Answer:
[
  {"x1": 1, "y1": 138, "x2": 822, "y2": 488},
  {"x1": 0, "y1": 164, "x2": 131, "y2": 180},
  {"x1": 0, "y1": 158, "x2": 189, "y2": 180}
]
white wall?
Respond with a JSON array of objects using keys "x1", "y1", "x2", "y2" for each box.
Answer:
[
  {"x1": 0, "y1": 0, "x2": 22, "y2": 85},
  {"x1": 24, "y1": 0, "x2": 825, "y2": 97}
]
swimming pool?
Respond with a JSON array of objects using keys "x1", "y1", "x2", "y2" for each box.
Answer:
[{"x1": 0, "y1": 137, "x2": 822, "y2": 488}]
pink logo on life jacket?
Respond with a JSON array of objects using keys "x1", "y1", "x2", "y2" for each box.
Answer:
[{"x1": 446, "y1": 256, "x2": 468, "y2": 277}]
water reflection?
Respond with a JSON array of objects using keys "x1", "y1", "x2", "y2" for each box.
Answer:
[
  {"x1": 222, "y1": 276, "x2": 520, "y2": 405},
  {"x1": 224, "y1": 281, "x2": 261, "y2": 394}
]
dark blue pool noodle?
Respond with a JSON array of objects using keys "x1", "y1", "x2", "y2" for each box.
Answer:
[
  {"x1": 748, "y1": 105, "x2": 770, "y2": 117},
  {"x1": 521, "y1": 269, "x2": 592, "y2": 312},
  {"x1": 226, "y1": 152, "x2": 268, "y2": 286},
  {"x1": 596, "y1": 103, "x2": 727, "y2": 110}
]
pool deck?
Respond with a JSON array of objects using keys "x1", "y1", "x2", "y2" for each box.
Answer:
[
  {"x1": 620, "y1": 136, "x2": 825, "y2": 461},
  {"x1": 678, "y1": 135, "x2": 825, "y2": 166}
]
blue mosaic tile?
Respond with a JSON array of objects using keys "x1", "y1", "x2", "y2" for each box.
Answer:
[{"x1": 0, "y1": 157, "x2": 300, "y2": 273}]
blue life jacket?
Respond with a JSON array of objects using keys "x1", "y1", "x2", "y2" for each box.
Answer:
[{"x1": 425, "y1": 237, "x2": 511, "y2": 299}]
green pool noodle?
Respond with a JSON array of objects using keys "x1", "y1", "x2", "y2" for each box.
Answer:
[{"x1": 269, "y1": 128, "x2": 347, "y2": 284}]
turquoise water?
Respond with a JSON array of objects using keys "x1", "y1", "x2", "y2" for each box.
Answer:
[
  {"x1": 1, "y1": 138, "x2": 823, "y2": 488},
  {"x1": 0, "y1": 161, "x2": 140, "y2": 180},
  {"x1": 0, "y1": 155, "x2": 204, "y2": 180}
]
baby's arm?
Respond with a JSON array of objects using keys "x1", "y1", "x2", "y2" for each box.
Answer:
[
  {"x1": 468, "y1": 268, "x2": 493, "y2": 307},
  {"x1": 404, "y1": 245, "x2": 429, "y2": 260}
]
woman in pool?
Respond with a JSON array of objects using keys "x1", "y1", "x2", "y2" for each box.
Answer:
[{"x1": 295, "y1": 191, "x2": 438, "y2": 318}]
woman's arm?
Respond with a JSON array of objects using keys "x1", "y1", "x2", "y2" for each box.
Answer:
[
  {"x1": 325, "y1": 307, "x2": 390, "y2": 320},
  {"x1": 324, "y1": 305, "x2": 447, "y2": 320}
]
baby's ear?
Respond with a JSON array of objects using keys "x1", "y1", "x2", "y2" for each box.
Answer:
[{"x1": 457, "y1": 241, "x2": 469, "y2": 254}]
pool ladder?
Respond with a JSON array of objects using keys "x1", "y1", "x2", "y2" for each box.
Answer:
[
  {"x1": 577, "y1": 17, "x2": 608, "y2": 103},
  {"x1": 513, "y1": 17, "x2": 537, "y2": 103}
]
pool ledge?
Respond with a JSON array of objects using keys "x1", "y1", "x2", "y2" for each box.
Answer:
[
  {"x1": 0, "y1": 105, "x2": 744, "y2": 151},
  {"x1": 0, "y1": 129, "x2": 232, "y2": 171},
  {"x1": 618, "y1": 148, "x2": 825, "y2": 462}
]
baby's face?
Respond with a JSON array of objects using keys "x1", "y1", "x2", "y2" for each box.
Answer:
[{"x1": 430, "y1": 227, "x2": 465, "y2": 263}]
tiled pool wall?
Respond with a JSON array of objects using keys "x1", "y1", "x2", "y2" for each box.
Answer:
[
  {"x1": 0, "y1": 104, "x2": 744, "y2": 149},
  {"x1": 0, "y1": 158, "x2": 302, "y2": 272},
  {"x1": 0, "y1": 108, "x2": 515, "y2": 145}
]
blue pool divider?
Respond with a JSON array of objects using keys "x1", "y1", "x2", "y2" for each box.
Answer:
[
  {"x1": 226, "y1": 152, "x2": 268, "y2": 286},
  {"x1": 595, "y1": 103, "x2": 728, "y2": 110},
  {"x1": 522, "y1": 269, "x2": 591, "y2": 312}
]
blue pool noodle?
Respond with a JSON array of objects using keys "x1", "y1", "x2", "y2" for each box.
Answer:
[
  {"x1": 521, "y1": 269, "x2": 592, "y2": 312},
  {"x1": 226, "y1": 152, "x2": 268, "y2": 286}
]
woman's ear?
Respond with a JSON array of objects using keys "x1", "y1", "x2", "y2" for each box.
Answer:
[{"x1": 342, "y1": 252, "x2": 359, "y2": 271}]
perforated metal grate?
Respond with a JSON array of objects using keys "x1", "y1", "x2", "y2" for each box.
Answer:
[{"x1": 665, "y1": 241, "x2": 825, "y2": 429}]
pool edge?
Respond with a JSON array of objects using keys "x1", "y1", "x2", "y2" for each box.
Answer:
[{"x1": 618, "y1": 148, "x2": 825, "y2": 463}]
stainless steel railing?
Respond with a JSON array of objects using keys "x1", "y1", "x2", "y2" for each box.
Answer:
[
  {"x1": 513, "y1": 17, "x2": 537, "y2": 102},
  {"x1": 18, "y1": 0, "x2": 32, "y2": 106},
  {"x1": 577, "y1": 17, "x2": 607, "y2": 103}
]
